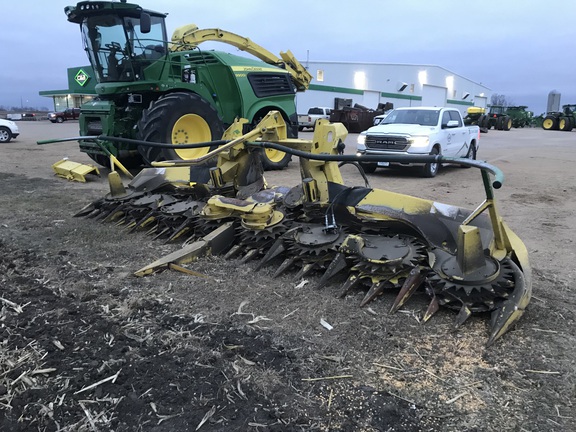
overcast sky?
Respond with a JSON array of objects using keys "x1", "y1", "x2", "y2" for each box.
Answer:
[{"x1": 1, "y1": 0, "x2": 574, "y2": 114}]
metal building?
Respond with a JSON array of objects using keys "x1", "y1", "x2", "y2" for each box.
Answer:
[{"x1": 296, "y1": 61, "x2": 491, "y2": 115}]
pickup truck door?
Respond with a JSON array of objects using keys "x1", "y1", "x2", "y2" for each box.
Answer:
[{"x1": 441, "y1": 111, "x2": 467, "y2": 157}]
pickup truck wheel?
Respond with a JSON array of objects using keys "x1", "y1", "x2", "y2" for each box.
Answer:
[
  {"x1": 460, "y1": 144, "x2": 476, "y2": 168},
  {"x1": 0, "y1": 127, "x2": 12, "y2": 143},
  {"x1": 136, "y1": 92, "x2": 224, "y2": 165},
  {"x1": 359, "y1": 162, "x2": 377, "y2": 173},
  {"x1": 422, "y1": 147, "x2": 440, "y2": 178},
  {"x1": 56, "y1": 117, "x2": 64, "y2": 123}
]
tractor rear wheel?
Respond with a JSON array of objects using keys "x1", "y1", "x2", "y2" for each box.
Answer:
[
  {"x1": 503, "y1": 116, "x2": 512, "y2": 131},
  {"x1": 559, "y1": 117, "x2": 573, "y2": 131},
  {"x1": 137, "y1": 92, "x2": 224, "y2": 165},
  {"x1": 542, "y1": 115, "x2": 558, "y2": 130}
]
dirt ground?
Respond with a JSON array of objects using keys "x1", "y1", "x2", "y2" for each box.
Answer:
[{"x1": 1, "y1": 121, "x2": 575, "y2": 432}]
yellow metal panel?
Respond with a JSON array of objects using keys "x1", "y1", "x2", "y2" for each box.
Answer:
[{"x1": 52, "y1": 159, "x2": 100, "y2": 182}]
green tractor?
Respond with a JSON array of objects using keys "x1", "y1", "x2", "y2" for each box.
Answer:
[
  {"x1": 542, "y1": 104, "x2": 576, "y2": 131},
  {"x1": 64, "y1": 1, "x2": 312, "y2": 171},
  {"x1": 485, "y1": 106, "x2": 512, "y2": 131},
  {"x1": 505, "y1": 106, "x2": 533, "y2": 128}
]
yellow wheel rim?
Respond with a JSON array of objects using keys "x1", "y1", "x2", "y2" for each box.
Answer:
[
  {"x1": 559, "y1": 119, "x2": 566, "y2": 130},
  {"x1": 264, "y1": 148, "x2": 287, "y2": 164},
  {"x1": 171, "y1": 114, "x2": 212, "y2": 160},
  {"x1": 507, "y1": 119, "x2": 512, "y2": 129},
  {"x1": 543, "y1": 119, "x2": 554, "y2": 130}
]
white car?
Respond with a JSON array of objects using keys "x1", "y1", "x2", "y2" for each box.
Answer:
[{"x1": 0, "y1": 118, "x2": 20, "y2": 143}]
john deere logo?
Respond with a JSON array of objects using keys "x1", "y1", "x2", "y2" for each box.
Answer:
[{"x1": 75, "y1": 69, "x2": 90, "y2": 87}]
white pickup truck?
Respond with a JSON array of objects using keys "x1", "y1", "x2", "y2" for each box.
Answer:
[
  {"x1": 297, "y1": 107, "x2": 332, "y2": 131},
  {"x1": 356, "y1": 107, "x2": 480, "y2": 177}
]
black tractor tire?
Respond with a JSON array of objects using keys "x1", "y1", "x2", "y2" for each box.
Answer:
[
  {"x1": 503, "y1": 116, "x2": 512, "y2": 131},
  {"x1": 542, "y1": 115, "x2": 558, "y2": 130},
  {"x1": 477, "y1": 115, "x2": 486, "y2": 129},
  {"x1": 496, "y1": 116, "x2": 504, "y2": 130},
  {"x1": 87, "y1": 153, "x2": 110, "y2": 168},
  {"x1": 136, "y1": 92, "x2": 224, "y2": 165},
  {"x1": 87, "y1": 152, "x2": 143, "y2": 170},
  {"x1": 422, "y1": 147, "x2": 440, "y2": 178},
  {"x1": 359, "y1": 162, "x2": 377, "y2": 173},
  {"x1": 559, "y1": 117, "x2": 573, "y2": 132},
  {"x1": 0, "y1": 126, "x2": 12, "y2": 143}
]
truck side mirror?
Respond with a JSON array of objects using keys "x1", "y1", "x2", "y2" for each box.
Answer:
[
  {"x1": 140, "y1": 13, "x2": 151, "y2": 34},
  {"x1": 443, "y1": 120, "x2": 459, "y2": 129}
]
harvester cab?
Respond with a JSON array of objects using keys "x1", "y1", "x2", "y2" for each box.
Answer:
[{"x1": 66, "y1": 2, "x2": 167, "y2": 83}]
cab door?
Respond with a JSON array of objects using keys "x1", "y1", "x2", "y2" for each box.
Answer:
[
  {"x1": 440, "y1": 111, "x2": 458, "y2": 156},
  {"x1": 449, "y1": 110, "x2": 468, "y2": 156},
  {"x1": 440, "y1": 110, "x2": 466, "y2": 157}
]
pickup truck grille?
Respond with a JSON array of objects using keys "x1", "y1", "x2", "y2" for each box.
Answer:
[{"x1": 365, "y1": 135, "x2": 409, "y2": 151}]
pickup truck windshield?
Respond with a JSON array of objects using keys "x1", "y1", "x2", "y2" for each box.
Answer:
[
  {"x1": 382, "y1": 109, "x2": 440, "y2": 126},
  {"x1": 81, "y1": 14, "x2": 167, "y2": 83}
]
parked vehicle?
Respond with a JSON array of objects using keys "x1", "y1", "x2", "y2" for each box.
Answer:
[
  {"x1": 329, "y1": 103, "x2": 388, "y2": 133},
  {"x1": 356, "y1": 107, "x2": 480, "y2": 177},
  {"x1": 463, "y1": 106, "x2": 489, "y2": 132},
  {"x1": 485, "y1": 106, "x2": 512, "y2": 131},
  {"x1": 506, "y1": 106, "x2": 533, "y2": 128},
  {"x1": 542, "y1": 104, "x2": 576, "y2": 131},
  {"x1": 297, "y1": 107, "x2": 332, "y2": 131},
  {"x1": 48, "y1": 108, "x2": 81, "y2": 123},
  {"x1": 0, "y1": 118, "x2": 20, "y2": 143}
]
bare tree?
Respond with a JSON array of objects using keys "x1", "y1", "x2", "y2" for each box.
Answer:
[{"x1": 491, "y1": 93, "x2": 514, "y2": 107}]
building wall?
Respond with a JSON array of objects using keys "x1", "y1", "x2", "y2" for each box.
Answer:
[{"x1": 296, "y1": 61, "x2": 491, "y2": 116}]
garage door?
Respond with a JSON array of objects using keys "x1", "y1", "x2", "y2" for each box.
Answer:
[
  {"x1": 422, "y1": 85, "x2": 447, "y2": 107},
  {"x1": 475, "y1": 96, "x2": 487, "y2": 109},
  {"x1": 362, "y1": 91, "x2": 381, "y2": 110}
]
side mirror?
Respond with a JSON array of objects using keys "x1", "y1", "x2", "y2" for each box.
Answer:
[
  {"x1": 443, "y1": 120, "x2": 459, "y2": 129},
  {"x1": 140, "y1": 13, "x2": 151, "y2": 34}
]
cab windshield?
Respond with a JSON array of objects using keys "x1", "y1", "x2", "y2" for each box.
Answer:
[
  {"x1": 81, "y1": 14, "x2": 167, "y2": 82},
  {"x1": 382, "y1": 109, "x2": 440, "y2": 126}
]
